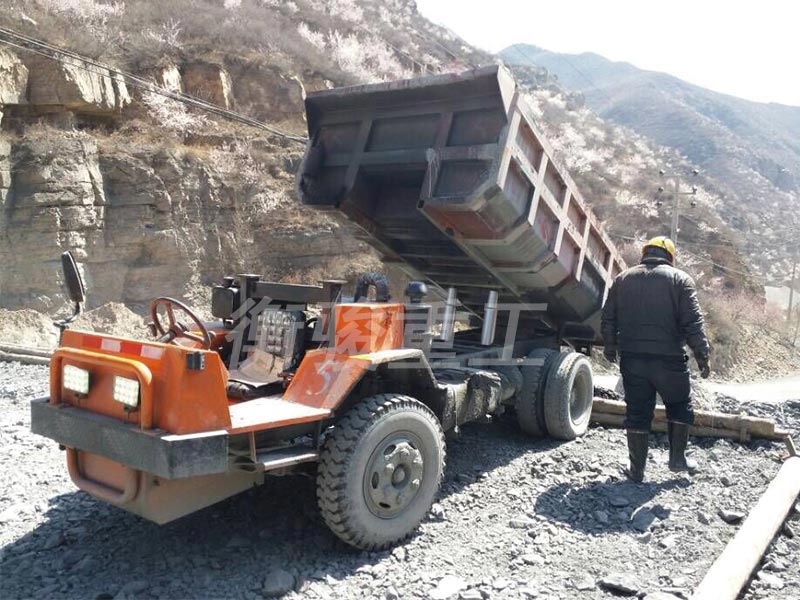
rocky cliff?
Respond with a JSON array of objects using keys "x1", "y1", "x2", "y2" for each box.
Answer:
[{"x1": 0, "y1": 1, "x2": 404, "y2": 312}]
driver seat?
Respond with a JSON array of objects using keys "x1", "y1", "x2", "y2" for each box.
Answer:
[{"x1": 227, "y1": 309, "x2": 306, "y2": 394}]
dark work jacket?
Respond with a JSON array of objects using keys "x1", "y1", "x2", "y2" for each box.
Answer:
[{"x1": 601, "y1": 258, "x2": 710, "y2": 357}]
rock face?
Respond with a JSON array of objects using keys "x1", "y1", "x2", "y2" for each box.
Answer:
[
  {"x1": 0, "y1": 48, "x2": 28, "y2": 105},
  {"x1": 182, "y1": 63, "x2": 233, "y2": 109},
  {"x1": 0, "y1": 45, "x2": 378, "y2": 314},
  {"x1": 232, "y1": 64, "x2": 306, "y2": 120},
  {"x1": 157, "y1": 65, "x2": 183, "y2": 94},
  {"x1": 25, "y1": 56, "x2": 131, "y2": 113},
  {"x1": 0, "y1": 33, "x2": 378, "y2": 316},
  {"x1": 0, "y1": 131, "x2": 374, "y2": 311},
  {"x1": 0, "y1": 137, "x2": 11, "y2": 204}
]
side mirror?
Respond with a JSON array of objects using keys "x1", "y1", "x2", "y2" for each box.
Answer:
[{"x1": 61, "y1": 251, "x2": 86, "y2": 305}]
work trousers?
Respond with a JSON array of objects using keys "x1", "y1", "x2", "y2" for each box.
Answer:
[{"x1": 620, "y1": 353, "x2": 694, "y2": 430}]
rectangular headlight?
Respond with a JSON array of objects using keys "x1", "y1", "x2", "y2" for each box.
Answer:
[
  {"x1": 113, "y1": 376, "x2": 140, "y2": 409},
  {"x1": 63, "y1": 365, "x2": 90, "y2": 395}
]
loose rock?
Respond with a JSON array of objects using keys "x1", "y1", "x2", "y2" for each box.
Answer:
[
  {"x1": 262, "y1": 569, "x2": 295, "y2": 598},
  {"x1": 758, "y1": 572, "x2": 785, "y2": 589},
  {"x1": 609, "y1": 495, "x2": 630, "y2": 508},
  {"x1": 429, "y1": 575, "x2": 467, "y2": 600},
  {"x1": 598, "y1": 573, "x2": 640, "y2": 596},
  {"x1": 718, "y1": 509, "x2": 745, "y2": 524}
]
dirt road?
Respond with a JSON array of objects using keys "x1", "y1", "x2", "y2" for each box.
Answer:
[
  {"x1": 1, "y1": 362, "x2": 798, "y2": 599},
  {"x1": 705, "y1": 374, "x2": 800, "y2": 404}
]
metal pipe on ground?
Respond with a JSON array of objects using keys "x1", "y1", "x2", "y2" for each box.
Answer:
[{"x1": 692, "y1": 456, "x2": 800, "y2": 600}]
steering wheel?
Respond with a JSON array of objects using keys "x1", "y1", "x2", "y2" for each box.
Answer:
[{"x1": 149, "y1": 297, "x2": 212, "y2": 350}]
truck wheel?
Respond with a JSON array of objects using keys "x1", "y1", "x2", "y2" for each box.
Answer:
[
  {"x1": 543, "y1": 352, "x2": 594, "y2": 440},
  {"x1": 317, "y1": 394, "x2": 445, "y2": 550},
  {"x1": 516, "y1": 348, "x2": 559, "y2": 437}
]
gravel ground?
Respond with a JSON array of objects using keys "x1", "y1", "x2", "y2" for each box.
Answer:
[{"x1": 1, "y1": 362, "x2": 798, "y2": 600}]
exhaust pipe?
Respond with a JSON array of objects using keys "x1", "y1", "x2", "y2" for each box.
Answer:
[
  {"x1": 481, "y1": 290, "x2": 499, "y2": 346},
  {"x1": 439, "y1": 287, "x2": 458, "y2": 343}
]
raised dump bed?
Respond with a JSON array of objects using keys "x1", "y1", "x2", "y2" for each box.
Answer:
[{"x1": 297, "y1": 66, "x2": 625, "y2": 342}]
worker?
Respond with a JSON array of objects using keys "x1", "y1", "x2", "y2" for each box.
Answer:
[{"x1": 601, "y1": 236, "x2": 710, "y2": 482}]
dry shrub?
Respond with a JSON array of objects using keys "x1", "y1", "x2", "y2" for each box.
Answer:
[
  {"x1": 616, "y1": 241, "x2": 640, "y2": 268},
  {"x1": 327, "y1": 30, "x2": 413, "y2": 82},
  {"x1": 700, "y1": 288, "x2": 785, "y2": 374},
  {"x1": 141, "y1": 91, "x2": 208, "y2": 135}
]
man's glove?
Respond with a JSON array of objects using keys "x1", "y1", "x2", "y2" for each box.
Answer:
[
  {"x1": 603, "y1": 347, "x2": 617, "y2": 364},
  {"x1": 695, "y1": 352, "x2": 711, "y2": 378}
]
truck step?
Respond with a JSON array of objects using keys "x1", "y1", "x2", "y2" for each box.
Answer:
[{"x1": 256, "y1": 445, "x2": 319, "y2": 472}]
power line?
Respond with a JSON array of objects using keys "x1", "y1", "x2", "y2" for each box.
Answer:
[
  {"x1": 0, "y1": 25, "x2": 308, "y2": 144},
  {"x1": 608, "y1": 232, "x2": 770, "y2": 282}
]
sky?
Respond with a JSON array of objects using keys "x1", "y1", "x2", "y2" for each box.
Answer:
[{"x1": 416, "y1": 0, "x2": 800, "y2": 106}]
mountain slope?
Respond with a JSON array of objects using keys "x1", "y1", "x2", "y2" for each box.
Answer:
[{"x1": 501, "y1": 44, "x2": 800, "y2": 281}]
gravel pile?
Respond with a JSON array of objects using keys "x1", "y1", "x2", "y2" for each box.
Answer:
[
  {"x1": 1, "y1": 362, "x2": 798, "y2": 599},
  {"x1": 0, "y1": 310, "x2": 59, "y2": 350},
  {"x1": 70, "y1": 303, "x2": 149, "y2": 341}
]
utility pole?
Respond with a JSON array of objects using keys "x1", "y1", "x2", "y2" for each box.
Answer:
[
  {"x1": 793, "y1": 306, "x2": 800, "y2": 347},
  {"x1": 671, "y1": 177, "x2": 680, "y2": 243},
  {"x1": 657, "y1": 169, "x2": 699, "y2": 245},
  {"x1": 788, "y1": 249, "x2": 797, "y2": 324}
]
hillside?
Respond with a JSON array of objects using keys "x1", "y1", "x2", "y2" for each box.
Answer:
[
  {"x1": 0, "y1": 0, "x2": 790, "y2": 375},
  {"x1": 0, "y1": 0, "x2": 487, "y2": 312},
  {"x1": 501, "y1": 44, "x2": 800, "y2": 283}
]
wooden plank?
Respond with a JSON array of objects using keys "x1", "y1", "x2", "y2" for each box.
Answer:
[
  {"x1": 693, "y1": 457, "x2": 800, "y2": 600},
  {"x1": 592, "y1": 398, "x2": 782, "y2": 440},
  {"x1": 228, "y1": 396, "x2": 330, "y2": 435},
  {"x1": 590, "y1": 412, "x2": 751, "y2": 442}
]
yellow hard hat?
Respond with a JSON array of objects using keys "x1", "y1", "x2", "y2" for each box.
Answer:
[{"x1": 642, "y1": 236, "x2": 676, "y2": 263}]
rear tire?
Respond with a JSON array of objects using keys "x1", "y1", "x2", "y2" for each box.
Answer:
[
  {"x1": 316, "y1": 394, "x2": 445, "y2": 550},
  {"x1": 543, "y1": 352, "x2": 594, "y2": 440},
  {"x1": 516, "y1": 348, "x2": 559, "y2": 437}
]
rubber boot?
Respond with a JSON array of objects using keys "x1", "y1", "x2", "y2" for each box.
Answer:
[
  {"x1": 668, "y1": 421, "x2": 698, "y2": 474},
  {"x1": 625, "y1": 430, "x2": 649, "y2": 483}
]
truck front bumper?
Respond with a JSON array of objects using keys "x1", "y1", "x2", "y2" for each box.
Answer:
[{"x1": 30, "y1": 398, "x2": 230, "y2": 479}]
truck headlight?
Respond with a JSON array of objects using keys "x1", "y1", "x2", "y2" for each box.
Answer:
[
  {"x1": 113, "y1": 376, "x2": 140, "y2": 409},
  {"x1": 63, "y1": 365, "x2": 90, "y2": 395}
]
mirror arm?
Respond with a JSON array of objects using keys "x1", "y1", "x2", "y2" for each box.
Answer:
[{"x1": 54, "y1": 301, "x2": 83, "y2": 344}]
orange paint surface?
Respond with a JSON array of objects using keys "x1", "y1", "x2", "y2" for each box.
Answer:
[
  {"x1": 334, "y1": 303, "x2": 404, "y2": 354},
  {"x1": 54, "y1": 330, "x2": 231, "y2": 434},
  {"x1": 283, "y1": 350, "x2": 371, "y2": 411}
]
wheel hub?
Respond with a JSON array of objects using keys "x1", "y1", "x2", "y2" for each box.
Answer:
[
  {"x1": 569, "y1": 372, "x2": 591, "y2": 422},
  {"x1": 364, "y1": 437, "x2": 424, "y2": 518}
]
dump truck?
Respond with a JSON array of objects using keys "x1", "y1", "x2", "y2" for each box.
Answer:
[{"x1": 31, "y1": 66, "x2": 625, "y2": 550}]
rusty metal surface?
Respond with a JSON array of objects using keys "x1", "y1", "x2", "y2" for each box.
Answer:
[{"x1": 297, "y1": 66, "x2": 626, "y2": 341}]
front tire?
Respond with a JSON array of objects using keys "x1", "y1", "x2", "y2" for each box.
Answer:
[{"x1": 316, "y1": 394, "x2": 445, "y2": 550}]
